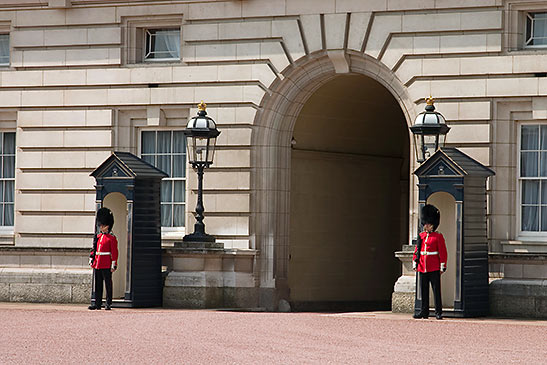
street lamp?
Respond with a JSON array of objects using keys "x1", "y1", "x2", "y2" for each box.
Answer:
[
  {"x1": 182, "y1": 101, "x2": 220, "y2": 243},
  {"x1": 410, "y1": 97, "x2": 450, "y2": 163}
]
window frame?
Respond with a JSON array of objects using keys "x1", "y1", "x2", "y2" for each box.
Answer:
[
  {"x1": 504, "y1": 1, "x2": 547, "y2": 52},
  {"x1": 143, "y1": 28, "x2": 181, "y2": 62},
  {"x1": 0, "y1": 33, "x2": 9, "y2": 67},
  {"x1": 138, "y1": 128, "x2": 187, "y2": 236},
  {"x1": 121, "y1": 15, "x2": 182, "y2": 65},
  {"x1": 524, "y1": 12, "x2": 547, "y2": 48},
  {"x1": 517, "y1": 122, "x2": 547, "y2": 241},
  {"x1": 0, "y1": 131, "x2": 15, "y2": 232}
]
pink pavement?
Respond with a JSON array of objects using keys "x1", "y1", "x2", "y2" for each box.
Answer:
[{"x1": 0, "y1": 303, "x2": 545, "y2": 364}]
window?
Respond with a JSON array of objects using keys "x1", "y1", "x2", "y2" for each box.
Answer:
[
  {"x1": 0, "y1": 34, "x2": 9, "y2": 66},
  {"x1": 144, "y1": 29, "x2": 180, "y2": 61},
  {"x1": 525, "y1": 12, "x2": 547, "y2": 46},
  {"x1": 0, "y1": 132, "x2": 15, "y2": 226},
  {"x1": 519, "y1": 125, "x2": 547, "y2": 233},
  {"x1": 141, "y1": 130, "x2": 186, "y2": 227},
  {"x1": 122, "y1": 16, "x2": 182, "y2": 64}
]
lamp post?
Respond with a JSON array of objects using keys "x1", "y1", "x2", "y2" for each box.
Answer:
[
  {"x1": 182, "y1": 101, "x2": 220, "y2": 243},
  {"x1": 410, "y1": 96, "x2": 450, "y2": 163}
]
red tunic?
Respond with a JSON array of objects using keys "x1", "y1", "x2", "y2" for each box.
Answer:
[
  {"x1": 91, "y1": 233, "x2": 118, "y2": 270},
  {"x1": 413, "y1": 231, "x2": 447, "y2": 273}
]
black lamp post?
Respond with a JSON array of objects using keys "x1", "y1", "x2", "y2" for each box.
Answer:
[
  {"x1": 182, "y1": 101, "x2": 220, "y2": 243},
  {"x1": 410, "y1": 97, "x2": 450, "y2": 163}
]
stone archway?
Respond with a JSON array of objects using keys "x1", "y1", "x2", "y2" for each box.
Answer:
[
  {"x1": 251, "y1": 52, "x2": 416, "y2": 310},
  {"x1": 288, "y1": 74, "x2": 409, "y2": 310}
]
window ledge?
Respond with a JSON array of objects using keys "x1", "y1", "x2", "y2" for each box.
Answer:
[
  {"x1": 143, "y1": 59, "x2": 181, "y2": 63},
  {"x1": 125, "y1": 62, "x2": 182, "y2": 68},
  {"x1": 501, "y1": 240, "x2": 547, "y2": 253},
  {"x1": 507, "y1": 48, "x2": 547, "y2": 55}
]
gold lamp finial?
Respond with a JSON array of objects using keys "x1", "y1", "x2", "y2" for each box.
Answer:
[
  {"x1": 426, "y1": 96, "x2": 435, "y2": 106},
  {"x1": 198, "y1": 101, "x2": 207, "y2": 112}
]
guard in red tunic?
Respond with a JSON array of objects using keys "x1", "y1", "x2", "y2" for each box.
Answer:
[
  {"x1": 88, "y1": 207, "x2": 118, "y2": 310},
  {"x1": 412, "y1": 204, "x2": 447, "y2": 320}
]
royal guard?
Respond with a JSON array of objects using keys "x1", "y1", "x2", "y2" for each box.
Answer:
[
  {"x1": 413, "y1": 204, "x2": 447, "y2": 319},
  {"x1": 88, "y1": 207, "x2": 118, "y2": 310}
]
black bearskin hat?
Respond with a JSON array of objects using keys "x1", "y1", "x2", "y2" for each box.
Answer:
[
  {"x1": 421, "y1": 204, "x2": 440, "y2": 231},
  {"x1": 96, "y1": 207, "x2": 114, "y2": 229}
]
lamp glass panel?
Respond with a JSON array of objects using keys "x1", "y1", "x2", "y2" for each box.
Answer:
[
  {"x1": 192, "y1": 136, "x2": 209, "y2": 163},
  {"x1": 206, "y1": 137, "x2": 217, "y2": 164},
  {"x1": 414, "y1": 134, "x2": 422, "y2": 162},
  {"x1": 413, "y1": 133, "x2": 427, "y2": 162},
  {"x1": 185, "y1": 135, "x2": 194, "y2": 162},
  {"x1": 439, "y1": 133, "x2": 447, "y2": 148},
  {"x1": 423, "y1": 134, "x2": 439, "y2": 161},
  {"x1": 423, "y1": 113, "x2": 439, "y2": 124}
]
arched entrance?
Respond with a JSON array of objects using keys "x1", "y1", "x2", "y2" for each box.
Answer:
[
  {"x1": 251, "y1": 53, "x2": 416, "y2": 311},
  {"x1": 288, "y1": 74, "x2": 409, "y2": 310}
]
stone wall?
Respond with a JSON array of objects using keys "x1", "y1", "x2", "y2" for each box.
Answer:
[
  {"x1": 0, "y1": 246, "x2": 259, "y2": 308},
  {"x1": 162, "y1": 247, "x2": 259, "y2": 309},
  {"x1": 489, "y1": 253, "x2": 547, "y2": 318},
  {"x1": 0, "y1": 247, "x2": 91, "y2": 303}
]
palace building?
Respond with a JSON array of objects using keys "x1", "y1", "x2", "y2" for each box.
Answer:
[{"x1": 0, "y1": 0, "x2": 545, "y2": 317}]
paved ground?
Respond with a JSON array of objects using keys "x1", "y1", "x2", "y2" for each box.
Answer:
[{"x1": 0, "y1": 303, "x2": 546, "y2": 364}]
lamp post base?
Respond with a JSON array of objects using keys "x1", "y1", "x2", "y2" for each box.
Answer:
[{"x1": 182, "y1": 232, "x2": 216, "y2": 243}]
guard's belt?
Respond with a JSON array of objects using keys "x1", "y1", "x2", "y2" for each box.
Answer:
[
  {"x1": 420, "y1": 251, "x2": 439, "y2": 255},
  {"x1": 95, "y1": 252, "x2": 111, "y2": 256}
]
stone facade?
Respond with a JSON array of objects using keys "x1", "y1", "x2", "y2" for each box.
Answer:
[{"x1": 0, "y1": 0, "x2": 546, "y2": 317}]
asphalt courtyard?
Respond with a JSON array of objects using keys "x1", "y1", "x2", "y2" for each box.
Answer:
[{"x1": 0, "y1": 303, "x2": 545, "y2": 364}]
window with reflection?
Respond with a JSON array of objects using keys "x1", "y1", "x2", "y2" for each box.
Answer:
[
  {"x1": 144, "y1": 28, "x2": 180, "y2": 61},
  {"x1": 0, "y1": 132, "x2": 15, "y2": 226},
  {"x1": 0, "y1": 34, "x2": 9, "y2": 66},
  {"x1": 141, "y1": 130, "x2": 186, "y2": 227},
  {"x1": 525, "y1": 12, "x2": 547, "y2": 47},
  {"x1": 520, "y1": 124, "x2": 547, "y2": 233}
]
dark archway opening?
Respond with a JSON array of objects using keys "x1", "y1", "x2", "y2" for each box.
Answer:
[{"x1": 288, "y1": 74, "x2": 409, "y2": 311}]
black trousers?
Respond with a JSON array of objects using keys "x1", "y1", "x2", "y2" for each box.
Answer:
[
  {"x1": 419, "y1": 271, "x2": 442, "y2": 316},
  {"x1": 93, "y1": 268, "x2": 113, "y2": 307}
]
